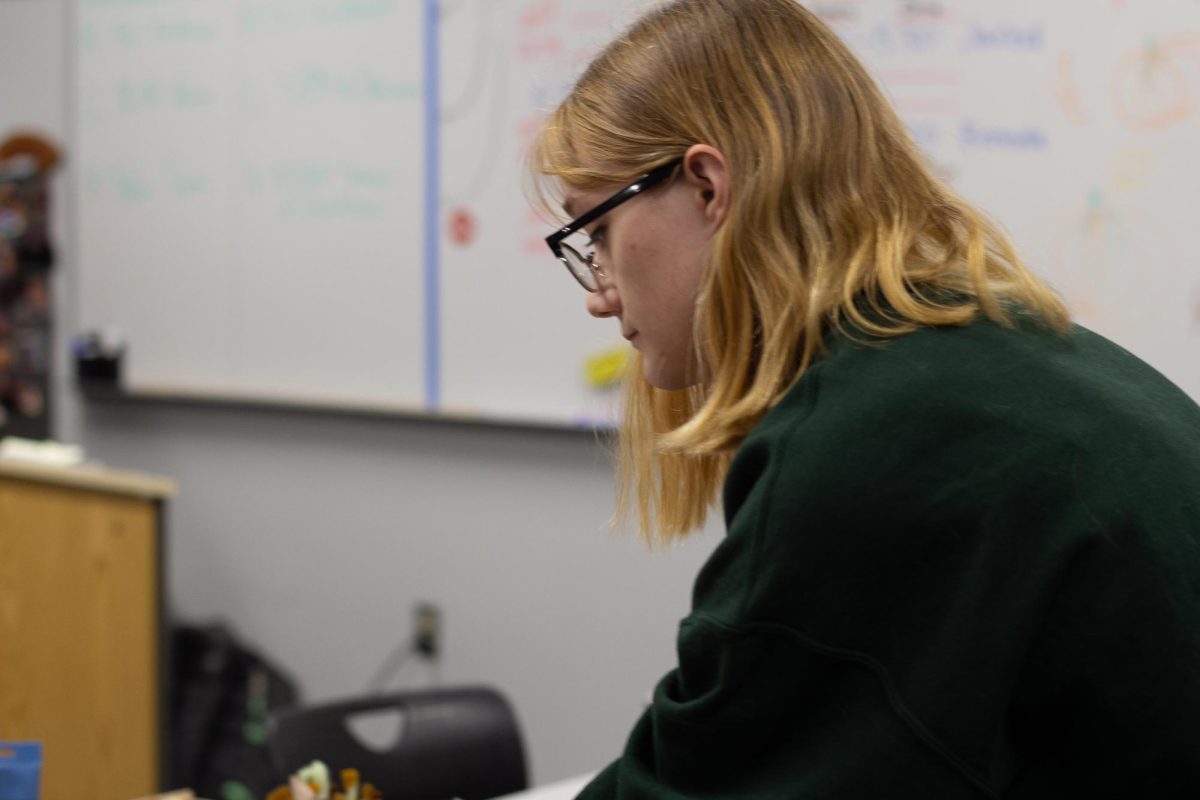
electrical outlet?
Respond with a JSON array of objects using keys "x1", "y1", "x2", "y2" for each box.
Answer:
[{"x1": 414, "y1": 603, "x2": 441, "y2": 659}]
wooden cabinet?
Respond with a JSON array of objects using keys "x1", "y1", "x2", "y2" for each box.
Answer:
[{"x1": 0, "y1": 459, "x2": 174, "y2": 800}]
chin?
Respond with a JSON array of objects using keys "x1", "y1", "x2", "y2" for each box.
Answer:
[
  {"x1": 640, "y1": 347, "x2": 704, "y2": 391},
  {"x1": 642, "y1": 364, "x2": 695, "y2": 391}
]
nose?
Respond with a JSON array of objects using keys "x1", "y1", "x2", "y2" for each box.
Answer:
[{"x1": 585, "y1": 284, "x2": 621, "y2": 319}]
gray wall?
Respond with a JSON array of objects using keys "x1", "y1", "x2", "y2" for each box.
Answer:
[{"x1": 0, "y1": 1, "x2": 719, "y2": 785}]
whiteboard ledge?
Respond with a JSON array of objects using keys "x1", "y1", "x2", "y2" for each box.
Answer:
[{"x1": 79, "y1": 381, "x2": 618, "y2": 435}]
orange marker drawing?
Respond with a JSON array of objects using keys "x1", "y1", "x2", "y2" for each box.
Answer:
[
  {"x1": 1112, "y1": 39, "x2": 1193, "y2": 132},
  {"x1": 1055, "y1": 54, "x2": 1089, "y2": 125}
]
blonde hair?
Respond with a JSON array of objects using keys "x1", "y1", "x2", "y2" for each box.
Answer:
[{"x1": 530, "y1": 0, "x2": 1070, "y2": 546}]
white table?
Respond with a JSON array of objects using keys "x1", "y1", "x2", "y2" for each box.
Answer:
[{"x1": 492, "y1": 773, "x2": 596, "y2": 800}]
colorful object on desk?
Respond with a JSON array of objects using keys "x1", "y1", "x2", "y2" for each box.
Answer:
[
  {"x1": 265, "y1": 761, "x2": 381, "y2": 800},
  {"x1": 0, "y1": 742, "x2": 42, "y2": 800},
  {"x1": 584, "y1": 344, "x2": 629, "y2": 389},
  {"x1": 0, "y1": 436, "x2": 85, "y2": 467},
  {"x1": 222, "y1": 781, "x2": 258, "y2": 800}
]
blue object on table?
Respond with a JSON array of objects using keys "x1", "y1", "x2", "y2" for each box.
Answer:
[{"x1": 0, "y1": 742, "x2": 42, "y2": 800}]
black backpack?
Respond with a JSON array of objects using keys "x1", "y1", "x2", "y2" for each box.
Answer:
[{"x1": 170, "y1": 624, "x2": 300, "y2": 800}]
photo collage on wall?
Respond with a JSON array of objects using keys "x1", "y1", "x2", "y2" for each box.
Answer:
[{"x1": 0, "y1": 132, "x2": 59, "y2": 440}]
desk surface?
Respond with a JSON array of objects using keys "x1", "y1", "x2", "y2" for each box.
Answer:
[
  {"x1": 494, "y1": 773, "x2": 595, "y2": 800},
  {"x1": 0, "y1": 457, "x2": 175, "y2": 499}
]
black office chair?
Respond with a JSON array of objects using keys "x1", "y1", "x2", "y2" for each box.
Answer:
[{"x1": 265, "y1": 686, "x2": 528, "y2": 800}]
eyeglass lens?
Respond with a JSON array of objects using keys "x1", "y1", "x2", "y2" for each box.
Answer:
[{"x1": 559, "y1": 230, "x2": 601, "y2": 291}]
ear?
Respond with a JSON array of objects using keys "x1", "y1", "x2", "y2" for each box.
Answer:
[{"x1": 680, "y1": 144, "x2": 730, "y2": 230}]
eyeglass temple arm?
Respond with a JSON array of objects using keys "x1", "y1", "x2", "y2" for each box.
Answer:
[{"x1": 544, "y1": 159, "x2": 683, "y2": 249}]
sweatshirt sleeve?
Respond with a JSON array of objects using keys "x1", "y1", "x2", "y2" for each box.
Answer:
[
  {"x1": 571, "y1": 376, "x2": 1019, "y2": 798},
  {"x1": 1006, "y1": 519, "x2": 1200, "y2": 796},
  {"x1": 573, "y1": 760, "x2": 618, "y2": 800}
]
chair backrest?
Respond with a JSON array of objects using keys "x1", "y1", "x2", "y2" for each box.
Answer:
[{"x1": 265, "y1": 686, "x2": 528, "y2": 800}]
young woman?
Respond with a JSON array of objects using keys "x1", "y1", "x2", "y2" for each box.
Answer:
[{"x1": 531, "y1": 1, "x2": 1200, "y2": 796}]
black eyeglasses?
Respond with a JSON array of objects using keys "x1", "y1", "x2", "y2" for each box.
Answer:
[{"x1": 545, "y1": 158, "x2": 683, "y2": 292}]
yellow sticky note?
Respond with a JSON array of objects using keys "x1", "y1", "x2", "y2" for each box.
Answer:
[{"x1": 584, "y1": 345, "x2": 629, "y2": 388}]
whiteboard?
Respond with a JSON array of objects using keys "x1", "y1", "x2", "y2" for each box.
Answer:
[{"x1": 73, "y1": 0, "x2": 1200, "y2": 427}]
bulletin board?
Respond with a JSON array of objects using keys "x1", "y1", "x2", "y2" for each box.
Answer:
[{"x1": 71, "y1": 0, "x2": 1200, "y2": 427}]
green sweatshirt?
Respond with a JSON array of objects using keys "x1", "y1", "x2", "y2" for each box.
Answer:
[{"x1": 577, "y1": 317, "x2": 1200, "y2": 799}]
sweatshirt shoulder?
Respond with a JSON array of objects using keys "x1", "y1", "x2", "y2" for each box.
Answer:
[
  {"x1": 791, "y1": 318, "x2": 1200, "y2": 448},
  {"x1": 726, "y1": 318, "x2": 1200, "y2": 525}
]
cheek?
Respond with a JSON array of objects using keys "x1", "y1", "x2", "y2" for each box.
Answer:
[
  {"x1": 616, "y1": 230, "x2": 667, "y2": 280},
  {"x1": 611, "y1": 215, "x2": 692, "y2": 309},
  {"x1": 613, "y1": 245, "x2": 660, "y2": 310}
]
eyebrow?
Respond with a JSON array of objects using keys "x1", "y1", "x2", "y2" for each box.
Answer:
[{"x1": 562, "y1": 198, "x2": 577, "y2": 219}]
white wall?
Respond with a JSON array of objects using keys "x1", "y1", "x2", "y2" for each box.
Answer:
[{"x1": 0, "y1": 0, "x2": 719, "y2": 786}]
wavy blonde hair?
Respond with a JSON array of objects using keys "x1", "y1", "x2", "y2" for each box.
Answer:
[{"x1": 529, "y1": 0, "x2": 1070, "y2": 546}]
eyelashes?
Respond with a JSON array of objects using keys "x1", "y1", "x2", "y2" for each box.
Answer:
[{"x1": 585, "y1": 226, "x2": 607, "y2": 250}]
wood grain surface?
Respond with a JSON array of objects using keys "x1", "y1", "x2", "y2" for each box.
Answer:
[{"x1": 0, "y1": 476, "x2": 160, "y2": 800}]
